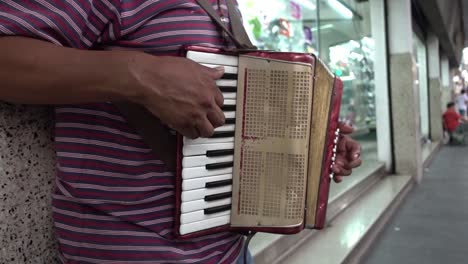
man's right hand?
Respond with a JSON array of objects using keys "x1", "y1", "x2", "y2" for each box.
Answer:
[{"x1": 123, "y1": 53, "x2": 226, "y2": 139}]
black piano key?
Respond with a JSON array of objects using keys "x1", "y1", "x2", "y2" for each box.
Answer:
[
  {"x1": 225, "y1": 118, "x2": 235, "y2": 125},
  {"x1": 210, "y1": 131, "x2": 235, "y2": 138},
  {"x1": 221, "y1": 73, "x2": 238, "y2": 80},
  {"x1": 205, "y1": 161, "x2": 234, "y2": 170},
  {"x1": 221, "y1": 105, "x2": 236, "y2": 112},
  {"x1": 204, "y1": 204, "x2": 232, "y2": 215},
  {"x1": 219, "y1": 86, "x2": 237, "y2": 93},
  {"x1": 205, "y1": 179, "x2": 233, "y2": 188},
  {"x1": 206, "y1": 149, "x2": 234, "y2": 157},
  {"x1": 204, "y1": 191, "x2": 232, "y2": 202}
]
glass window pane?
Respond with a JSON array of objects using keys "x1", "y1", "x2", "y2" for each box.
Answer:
[
  {"x1": 317, "y1": 0, "x2": 378, "y2": 166},
  {"x1": 238, "y1": 0, "x2": 319, "y2": 53}
]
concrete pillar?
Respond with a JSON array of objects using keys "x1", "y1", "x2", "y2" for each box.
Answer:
[
  {"x1": 427, "y1": 34, "x2": 443, "y2": 141},
  {"x1": 440, "y1": 56, "x2": 452, "y2": 108},
  {"x1": 370, "y1": 0, "x2": 392, "y2": 171},
  {"x1": 388, "y1": 0, "x2": 423, "y2": 182},
  {"x1": 0, "y1": 104, "x2": 57, "y2": 263}
]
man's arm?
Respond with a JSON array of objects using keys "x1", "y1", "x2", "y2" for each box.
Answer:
[
  {"x1": 0, "y1": 37, "x2": 133, "y2": 104},
  {"x1": 0, "y1": 37, "x2": 225, "y2": 138}
]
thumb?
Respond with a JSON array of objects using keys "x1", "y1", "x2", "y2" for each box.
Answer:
[
  {"x1": 207, "y1": 66, "x2": 225, "y2": 79},
  {"x1": 338, "y1": 122, "x2": 354, "y2": 134}
]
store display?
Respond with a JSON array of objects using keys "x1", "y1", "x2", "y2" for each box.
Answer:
[
  {"x1": 238, "y1": 0, "x2": 317, "y2": 53},
  {"x1": 329, "y1": 38, "x2": 376, "y2": 131}
]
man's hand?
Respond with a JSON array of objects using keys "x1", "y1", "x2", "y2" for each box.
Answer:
[
  {"x1": 125, "y1": 54, "x2": 225, "y2": 139},
  {"x1": 331, "y1": 122, "x2": 362, "y2": 183}
]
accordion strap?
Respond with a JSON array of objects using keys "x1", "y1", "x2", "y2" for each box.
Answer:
[{"x1": 196, "y1": 0, "x2": 256, "y2": 50}]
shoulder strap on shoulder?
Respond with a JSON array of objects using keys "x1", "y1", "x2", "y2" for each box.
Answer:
[{"x1": 195, "y1": 0, "x2": 256, "y2": 50}]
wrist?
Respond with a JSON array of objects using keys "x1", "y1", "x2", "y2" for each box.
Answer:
[{"x1": 101, "y1": 50, "x2": 149, "y2": 104}]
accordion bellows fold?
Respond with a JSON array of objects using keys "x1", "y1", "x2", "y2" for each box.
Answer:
[{"x1": 114, "y1": 46, "x2": 343, "y2": 239}]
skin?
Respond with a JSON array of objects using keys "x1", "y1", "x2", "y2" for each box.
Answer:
[
  {"x1": 0, "y1": 36, "x2": 361, "y2": 178},
  {"x1": 332, "y1": 123, "x2": 362, "y2": 182}
]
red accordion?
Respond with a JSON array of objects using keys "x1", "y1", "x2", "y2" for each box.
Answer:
[{"x1": 116, "y1": 46, "x2": 343, "y2": 239}]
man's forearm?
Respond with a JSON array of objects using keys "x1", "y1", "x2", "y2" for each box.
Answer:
[{"x1": 0, "y1": 37, "x2": 137, "y2": 105}]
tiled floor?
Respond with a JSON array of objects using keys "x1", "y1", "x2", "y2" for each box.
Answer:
[
  {"x1": 281, "y1": 175, "x2": 411, "y2": 264},
  {"x1": 363, "y1": 146, "x2": 468, "y2": 264}
]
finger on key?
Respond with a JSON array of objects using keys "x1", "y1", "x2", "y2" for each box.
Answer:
[
  {"x1": 183, "y1": 125, "x2": 200, "y2": 140},
  {"x1": 197, "y1": 117, "x2": 215, "y2": 138},
  {"x1": 214, "y1": 86, "x2": 224, "y2": 108},
  {"x1": 207, "y1": 105, "x2": 225, "y2": 128}
]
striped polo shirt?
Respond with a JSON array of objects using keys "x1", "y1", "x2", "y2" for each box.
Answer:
[{"x1": 0, "y1": 1, "x2": 244, "y2": 263}]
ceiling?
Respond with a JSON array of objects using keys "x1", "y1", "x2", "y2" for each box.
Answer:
[{"x1": 463, "y1": 0, "x2": 468, "y2": 46}]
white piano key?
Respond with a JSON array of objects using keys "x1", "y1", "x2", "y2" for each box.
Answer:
[
  {"x1": 182, "y1": 174, "x2": 233, "y2": 191},
  {"x1": 183, "y1": 136, "x2": 234, "y2": 145},
  {"x1": 179, "y1": 215, "x2": 231, "y2": 235},
  {"x1": 216, "y1": 79, "x2": 237, "y2": 87},
  {"x1": 182, "y1": 142, "x2": 234, "y2": 156},
  {"x1": 182, "y1": 166, "x2": 233, "y2": 180},
  {"x1": 224, "y1": 111, "x2": 235, "y2": 119},
  {"x1": 223, "y1": 99, "x2": 236, "y2": 105},
  {"x1": 180, "y1": 209, "x2": 231, "y2": 225},
  {"x1": 181, "y1": 197, "x2": 231, "y2": 213},
  {"x1": 183, "y1": 155, "x2": 233, "y2": 168},
  {"x1": 201, "y1": 63, "x2": 238, "y2": 74},
  {"x1": 187, "y1": 51, "x2": 238, "y2": 67},
  {"x1": 214, "y1": 124, "x2": 235, "y2": 132},
  {"x1": 182, "y1": 185, "x2": 232, "y2": 202},
  {"x1": 222, "y1": 92, "x2": 237, "y2": 99}
]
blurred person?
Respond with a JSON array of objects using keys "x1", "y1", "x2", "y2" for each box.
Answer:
[
  {"x1": 455, "y1": 89, "x2": 468, "y2": 117},
  {"x1": 443, "y1": 102, "x2": 468, "y2": 144},
  {"x1": 0, "y1": 1, "x2": 362, "y2": 263}
]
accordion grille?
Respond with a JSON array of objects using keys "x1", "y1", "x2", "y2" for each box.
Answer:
[
  {"x1": 232, "y1": 56, "x2": 313, "y2": 228},
  {"x1": 267, "y1": 70, "x2": 288, "y2": 138},
  {"x1": 263, "y1": 152, "x2": 284, "y2": 218},
  {"x1": 244, "y1": 69, "x2": 266, "y2": 138},
  {"x1": 285, "y1": 154, "x2": 307, "y2": 219},
  {"x1": 239, "y1": 149, "x2": 262, "y2": 216},
  {"x1": 238, "y1": 151, "x2": 307, "y2": 220},
  {"x1": 290, "y1": 71, "x2": 312, "y2": 139}
]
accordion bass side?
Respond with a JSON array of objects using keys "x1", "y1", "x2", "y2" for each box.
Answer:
[{"x1": 115, "y1": 46, "x2": 343, "y2": 239}]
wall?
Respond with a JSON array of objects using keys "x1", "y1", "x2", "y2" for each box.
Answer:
[{"x1": 0, "y1": 104, "x2": 58, "y2": 263}]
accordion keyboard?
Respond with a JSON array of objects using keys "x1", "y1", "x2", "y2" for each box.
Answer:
[{"x1": 179, "y1": 51, "x2": 239, "y2": 235}]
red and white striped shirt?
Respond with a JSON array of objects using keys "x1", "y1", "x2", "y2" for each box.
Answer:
[{"x1": 0, "y1": 1, "x2": 243, "y2": 263}]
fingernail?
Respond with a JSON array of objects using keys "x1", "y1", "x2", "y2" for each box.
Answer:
[
  {"x1": 214, "y1": 66, "x2": 225, "y2": 73},
  {"x1": 354, "y1": 153, "x2": 361, "y2": 159}
]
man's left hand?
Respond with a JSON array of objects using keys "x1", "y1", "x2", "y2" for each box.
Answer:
[{"x1": 331, "y1": 122, "x2": 362, "y2": 183}]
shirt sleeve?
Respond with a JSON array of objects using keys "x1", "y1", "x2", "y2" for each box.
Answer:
[{"x1": 0, "y1": 0, "x2": 121, "y2": 49}]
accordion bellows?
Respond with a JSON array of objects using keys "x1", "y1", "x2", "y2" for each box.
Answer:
[{"x1": 115, "y1": 46, "x2": 343, "y2": 239}]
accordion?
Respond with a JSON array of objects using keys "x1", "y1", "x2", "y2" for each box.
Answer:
[{"x1": 116, "y1": 46, "x2": 343, "y2": 239}]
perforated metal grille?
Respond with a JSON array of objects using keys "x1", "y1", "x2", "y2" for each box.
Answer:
[
  {"x1": 267, "y1": 70, "x2": 288, "y2": 138},
  {"x1": 262, "y1": 152, "x2": 284, "y2": 218},
  {"x1": 285, "y1": 154, "x2": 306, "y2": 219},
  {"x1": 244, "y1": 69, "x2": 267, "y2": 137},
  {"x1": 239, "y1": 150, "x2": 263, "y2": 216},
  {"x1": 290, "y1": 72, "x2": 311, "y2": 139}
]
